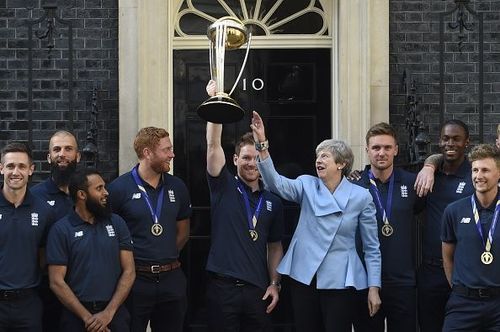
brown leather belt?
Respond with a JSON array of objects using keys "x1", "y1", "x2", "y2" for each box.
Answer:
[{"x1": 135, "y1": 261, "x2": 181, "y2": 274}]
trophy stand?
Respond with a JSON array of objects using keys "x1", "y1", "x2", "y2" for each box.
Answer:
[{"x1": 197, "y1": 17, "x2": 252, "y2": 124}]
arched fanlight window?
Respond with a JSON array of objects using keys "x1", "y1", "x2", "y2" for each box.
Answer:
[{"x1": 175, "y1": 0, "x2": 328, "y2": 37}]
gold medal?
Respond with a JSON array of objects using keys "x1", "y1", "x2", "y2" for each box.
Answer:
[
  {"x1": 381, "y1": 224, "x2": 394, "y2": 237},
  {"x1": 249, "y1": 230, "x2": 258, "y2": 241},
  {"x1": 481, "y1": 251, "x2": 493, "y2": 265},
  {"x1": 151, "y1": 224, "x2": 163, "y2": 236}
]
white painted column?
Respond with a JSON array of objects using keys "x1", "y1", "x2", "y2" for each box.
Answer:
[
  {"x1": 118, "y1": 0, "x2": 139, "y2": 173},
  {"x1": 337, "y1": 0, "x2": 388, "y2": 170}
]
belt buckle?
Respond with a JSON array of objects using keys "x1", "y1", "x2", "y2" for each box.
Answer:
[
  {"x1": 151, "y1": 265, "x2": 161, "y2": 274},
  {"x1": 2, "y1": 290, "x2": 16, "y2": 300},
  {"x1": 478, "y1": 288, "x2": 490, "y2": 298}
]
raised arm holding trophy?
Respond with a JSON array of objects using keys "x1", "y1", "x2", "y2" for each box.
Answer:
[{"x1": 197, "y1": 16, "x2": 252, "y2": 124}]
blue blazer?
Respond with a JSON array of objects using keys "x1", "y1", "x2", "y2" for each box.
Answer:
[{"x1": 258, "y1": 157, "x2": 381, "y2": 290}]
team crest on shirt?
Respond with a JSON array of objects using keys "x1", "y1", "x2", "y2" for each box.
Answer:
[
  {"x1": 460, "y1": 217, "x2": 471, "y2": 224},
  {"x1": 132, "y1": 193, "x2": 141, "y2": 199},
  {"x1": 47, "y1": 200, "x2": 55, "y2": 206},
  {"x1": 31, "y1": 213, "x2": 39, "y2": 226},
  {"x1": 400, "y1": 185, "x2": 408, "y2": 198},
  {"x1": 168, "y1": 190, "x2": 176, "y2": 202},
  {"x1": 456, "y1": 182, "x2": 466, "y2": 194},
  {"x1": 266, "y1": 200, "x2": 273, "y2": 211},
  {"x1": 106, "y1": 225, "x2": 116, "y2": 237}
]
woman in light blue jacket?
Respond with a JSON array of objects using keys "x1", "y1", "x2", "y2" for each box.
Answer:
[{"x1": 251, "y1": 111, "x2": 381, "y2": 332}]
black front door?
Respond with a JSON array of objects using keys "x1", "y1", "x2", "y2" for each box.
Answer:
[{"x1": 173, "y1": 48, "x2": 331, "y2": 331}]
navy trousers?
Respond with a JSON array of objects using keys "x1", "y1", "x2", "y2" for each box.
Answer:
[
  {"x1": 417, "y1": 262, "x2": 451, "y2": 332},
  {"x1": 443, "y1": 291, "x2": 500, "y2": 332},
  {"x1": 0, "y1": 290, "x2": 42, "y2": 332},
  {"x1": 206, "y1": 273, "x2": 271, "y2": 332}
]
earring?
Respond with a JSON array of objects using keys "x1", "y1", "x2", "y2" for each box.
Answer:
[{"x1": 337, "y1": 167, "x2": 342, "y2": 170}]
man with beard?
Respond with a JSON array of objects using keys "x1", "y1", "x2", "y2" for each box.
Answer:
[
  {"x1": 352, "y1": 123, "x2": 424, "y2": 332},
  {"x1": 441, "y1": 144, "x2": 500, "y2": 331},
  {"x1": 107, "y1": 127, "x2": 191, "y2": 332},
  {"x1": 0, "y1": 142, "x2": 54, "y2": 331},
  {"x1": 31, "y1": 130, "x2": 80, "y2": 220},
  {"x1": 31, "y1": 130, "x2": 80, "y2": 332},
  {"x1": 47, "y1": 168, "x2": 135, "y2": 331},
  {"x1": 204, "y1": 81, "x2": 284, "y2": 331},
  {"x1": 414, "y1": 119, "x2": 475, "y2": 332}
]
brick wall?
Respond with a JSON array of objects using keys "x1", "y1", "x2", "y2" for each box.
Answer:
[
  {"x1": 390, "y1": 0, "x2": 500, "y2": 164},
  {"x1": 2, "y1": 0, "x2": 498, "y2": 177},
  {"x1": 0, "y1": 0, "x2": 118, "y2": 182}
]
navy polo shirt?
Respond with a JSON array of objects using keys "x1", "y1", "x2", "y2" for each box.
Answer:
[
  {"x1": 206, "y1": 166, "x2": 285, "y2": 290},
  {"x1": 353, "y1": 166, "x2": 425, "y2": 287},
  {"x1": 31, "y1": 178, "x2": 73, "y2": 221},
  {"x1": 46, "y1": 210, "x2": 133, "y2": 302},
  {"x1": 0, "y1": 190, "x2": 54, "y2": 290},
  {"x1": 423, "y1": 159, "x2": 474, "y2": 259},
  {"x1": 441, "y1": 193, "x2": 500, "y2": 288},
  {"x1": 107, "y1": 167, "x2": 191, "y2": 263}
]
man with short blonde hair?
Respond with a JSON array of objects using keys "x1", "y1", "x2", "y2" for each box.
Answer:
[{"x1": 442, "y1": 144, "x2": 500, "y2": 331}]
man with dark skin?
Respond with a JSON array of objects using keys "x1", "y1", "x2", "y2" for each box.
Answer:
[{"x1": 417, "y1": 120, "x2": 475, "y2": 332}]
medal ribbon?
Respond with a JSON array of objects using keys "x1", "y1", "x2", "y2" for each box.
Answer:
[
  {"x1": 471, "y1": 195, "x2": 500, "y2": 253},
  {"x1": 131, "y1": 166, "x2": 164, "y2": 227},
  {"x1": 368, "y1": 170, "x2": 394, "y2": 227},
  {"x1": 236, "y1": 179, "x2": 263, "y2": 232}
]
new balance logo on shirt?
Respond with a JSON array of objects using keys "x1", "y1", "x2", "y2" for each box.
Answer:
[
  {"x1": 460, "y1": 217, "x2": 471, "y2": 224},
  {"x1": 132, "y1": 193, "x2": 141, "y2": 199},
  {"x1": 75, "y1": 231, "x2": 83, "y2": 238},
  {"x1": 47, "y1": 200, "x2": 55, "y2": 206}
]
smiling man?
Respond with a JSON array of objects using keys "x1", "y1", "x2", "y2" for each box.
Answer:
[
  {"x1": 204, "y1": 80, "x2": 284, "y2": 332},
  {"x1": 441, "y1": 144, "x2": 500, "y2": 331},
  {"x1": 31, "y1": 130, "x2": 81, "y2": 332},
  {"x1": 31, "y1": 130, "x2": 81, "y2": 221},
  {"x1": 108, "y1": 127, "x2": 191, "y2": 332},
  {"x1": 418, "y1": 119, "x2": 475, "y2": 332},
  {"x1": 0, "y1": 142, "x2": 54, "y2": 331}
]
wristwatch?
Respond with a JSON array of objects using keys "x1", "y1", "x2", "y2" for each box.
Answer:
[
  {"x1": 255, "y1": 139, "x2": 269, "y2": 151},
  {"x1": 270, "y1": 280, "x2": 281, "y2": 292}
]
